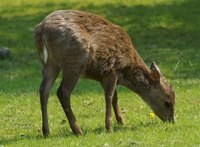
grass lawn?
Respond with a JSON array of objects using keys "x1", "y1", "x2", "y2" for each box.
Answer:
[{"x1": 0, "y1": 0, "x2": 200, "y2": 146}]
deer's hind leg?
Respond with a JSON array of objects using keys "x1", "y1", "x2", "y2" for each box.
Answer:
[
  {"x1": 39, "y1": 64, "x2": 60, "y2": 137},
  {"x1": 57, "y1": 61, "x2": 85, "y2": 135}
]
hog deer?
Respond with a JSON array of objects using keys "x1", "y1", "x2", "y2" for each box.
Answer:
[{"x1": 34, "y1": 10, "x2": 175, "y2": 136}]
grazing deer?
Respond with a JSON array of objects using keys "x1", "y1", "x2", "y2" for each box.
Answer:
[{"x1": 34, "y1": 10, "x2": 175, "y2": 136}]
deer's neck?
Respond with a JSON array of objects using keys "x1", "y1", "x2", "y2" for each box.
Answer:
[{"x1": 118, "y1": 52, "x2": 151, "y2": 96}]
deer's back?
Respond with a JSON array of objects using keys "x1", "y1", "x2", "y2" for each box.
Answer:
[{"x1": 35, "y1": 10, "x2": 136, "y2": 80}]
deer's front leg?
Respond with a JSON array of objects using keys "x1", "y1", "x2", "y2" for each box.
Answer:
[{"x1": 101, "y1": 73, "x2": 118, "y2": 132}]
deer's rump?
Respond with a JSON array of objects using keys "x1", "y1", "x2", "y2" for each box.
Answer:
[{"x1": 35, "y1": 10, "x2": 133, "y2": 79}]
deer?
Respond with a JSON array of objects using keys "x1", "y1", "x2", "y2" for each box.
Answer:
[{"x1": 34, "y1": 10, "x2": 175, "y2": 137}]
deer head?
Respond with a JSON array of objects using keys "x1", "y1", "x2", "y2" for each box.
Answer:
[{"x1": 144, "y1": 63, "x2": 176, "y2": 122}]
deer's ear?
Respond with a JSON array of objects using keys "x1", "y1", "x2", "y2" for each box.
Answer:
[{"x1": 150, "y1": 62, "x2": 160, "y2": 81}]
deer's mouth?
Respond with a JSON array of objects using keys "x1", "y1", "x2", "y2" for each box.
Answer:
[
  {"x1": 166, "y1": 115, "x2": 175, "y2": 123},
  {"x1": 154, "y1": 110, "x2": 175, "y2": 123},
  {"x1": 159, "y1": 114, "x2": 175, "y2": 123}
]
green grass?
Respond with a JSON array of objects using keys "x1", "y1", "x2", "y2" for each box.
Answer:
[{"x1": 0, "y1": 0, "x2": 200, "y2": 146}]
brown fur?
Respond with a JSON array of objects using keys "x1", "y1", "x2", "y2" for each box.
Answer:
[{"x1": 34, "y1": 10, "x2": 175, "y2": 136}]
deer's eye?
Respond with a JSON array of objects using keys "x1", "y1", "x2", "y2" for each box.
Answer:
[{"x1": 164, "y1": 101, "x2": 172, "y2": 108}]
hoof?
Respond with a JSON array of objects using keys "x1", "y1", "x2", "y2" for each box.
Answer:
[
  {"x1": 71, "y1": 124, "x2": 83, "y2": 136},
  {"x1": 73, "y1": 129, "x2": 83, "y2": 136},
  {"x1": 117, "y1": 117, "x2": 124, "y2": 125},
  {"x1": 42, "y1": 127, "x2": 50, "y2": 137},
  {"x1": 106, "y1": 126, "x2": 113, "y2": 133}
]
